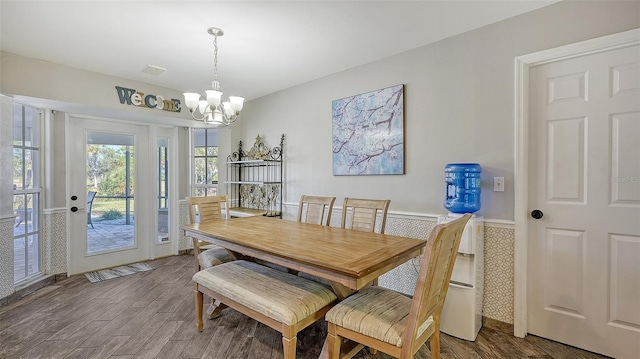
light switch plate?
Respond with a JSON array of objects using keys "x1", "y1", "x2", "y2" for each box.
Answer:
[{"x1": 494, "y1": 177, "x2": 505, "y2": 192}]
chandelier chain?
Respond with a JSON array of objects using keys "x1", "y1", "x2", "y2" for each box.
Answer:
[{"x1": 213, "y1": 34, "x2": 219, "y2": 82}]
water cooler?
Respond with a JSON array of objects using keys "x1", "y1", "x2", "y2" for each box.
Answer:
[
  {"x1": 438, "y1": 163, "x2": 483, "y2": 341},
  {"x1": 437, "y1": 213, "x2": 484, "y2": 341}
]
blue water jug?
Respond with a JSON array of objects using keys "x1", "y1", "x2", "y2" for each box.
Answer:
[{"x1": 444, "y1": 163, "x2": 481, "y2": 214}]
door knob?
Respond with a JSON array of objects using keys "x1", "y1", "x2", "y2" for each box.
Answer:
[
  {"x1": 70, "y1": 206, "x2": 79, "y2": 212},
  {"x1": 71, "y1": 195, "x2": 78, "y2": 201},
  {"x1": 531, "y1": 209, "x2": 543, "y2": 219}
]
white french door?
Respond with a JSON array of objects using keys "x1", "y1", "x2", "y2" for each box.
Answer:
[
  {"x1": 67, "y1": 117, "x2": 152, "y2": 275},
  {"x1": 527, "y1": 39, "x2": 640, "y2": 358}
]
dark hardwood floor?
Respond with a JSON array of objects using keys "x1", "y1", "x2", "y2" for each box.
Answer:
[{"x1": 0, "y1": 255, "x2": 610, "y2": 359}]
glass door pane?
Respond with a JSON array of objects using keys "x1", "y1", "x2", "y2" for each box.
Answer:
[
  {"x1": 157, "y1": 138, "x2": 169, "y2": 243},
  {"x1": 86, "y1": 132, "x2": 135, "y2": 254}
]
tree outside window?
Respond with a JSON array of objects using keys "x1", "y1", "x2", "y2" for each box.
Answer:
[{"x1": 193, "y1": 129, "x2": 218, "y2": 196}]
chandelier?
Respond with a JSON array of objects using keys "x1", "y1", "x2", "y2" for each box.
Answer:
[{"x1": 183, "y1": 27, "x2": 244, "y2": 126}]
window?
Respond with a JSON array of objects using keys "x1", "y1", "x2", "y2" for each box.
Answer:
[
  {"x1": 192, "y1": 128, "x2": 218, "y2": 196},
  {"x1": 157, "y1": 138, "x2": 169, "y2": 243},
  {"x1": 13, "y1": 103, "x2": 41, "y2": 282}
]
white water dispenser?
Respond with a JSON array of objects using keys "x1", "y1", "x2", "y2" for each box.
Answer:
[{"x1": 437, "y1": 213, "x2": 484, "y2": 341}]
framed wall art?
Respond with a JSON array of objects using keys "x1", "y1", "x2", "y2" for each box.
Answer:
[{"x1": 332, "y1": 84, "x2": 404, "y2": 175}]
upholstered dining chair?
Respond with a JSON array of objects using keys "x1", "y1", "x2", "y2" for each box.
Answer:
[
  {"x1": 325, "y1": 213, "x2": 472, "y2": 359},
  {"x1": 340, "y1": 197, "x2": 390, "y2": 233},
  {"x1": 298, "y1": 195, "x2": 336, "y2": 226},
  {"x1": 187, "y1": 195, "x2": 235, "y2": 273}
]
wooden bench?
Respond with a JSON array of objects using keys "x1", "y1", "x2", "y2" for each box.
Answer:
[{"x1": 193, "y1": 260, "x2": 337, "y2": 359}]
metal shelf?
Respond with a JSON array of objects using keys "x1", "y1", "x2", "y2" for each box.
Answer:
[{"x1": 226, "y1": 134, "x2": 284, "y2": 219}]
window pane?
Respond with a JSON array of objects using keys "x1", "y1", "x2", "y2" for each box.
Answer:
[
  {"x1": 13, "y1": 103, "x2": 23, "y2": 146},
  {"x1": 193, "y1": 128, "x2": 206, "y2": 147},
  {"x1": 194, "y1": 187, "x2": 206, "y2": 196},
  {"x1": 14, "y1": 194, "x2": 27, "y2": 232},
  {"x1": 24, "y1": 149, "x2": 34, "y2": 189},
  {"x1": 13, "y1": 148, "x2": 23, "y2": 190},
  {"x1": 206, "y1": 130, "x2": 218, "y2": 146},
  {"x1": 27, "y1": 234, "x2": 40, "y2": 276},
  {"x1": 194, "y1": 158, "x2": 206, "y2": 184},
  {"x1": 207, "y1": 158, "x2": 218, "y2": 182},
  {"x1": 206, "y1": 187, "x2": 218, "y2": 196},
  {"x1": 14, "y1": 238, "x2": 26, "y2": 282},
  {"x1": 26, "y1": 193, "x2": 39, "y2": 234},
  {"x1": 194, "y1": 147, "x2": 206, "y2": 156},
  {"x1": 207, "y1": 146, "x2": 218, "y2": 156},
  {"x1": 24, "y1": 106, "x2": 39, "y2": 147}
]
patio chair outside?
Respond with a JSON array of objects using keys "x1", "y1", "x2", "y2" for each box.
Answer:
[{"x1": 87, "y1": 191, "x2": 97, "y2": 229}]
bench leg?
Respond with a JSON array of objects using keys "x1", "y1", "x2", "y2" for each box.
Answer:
[{"x1": 282, "y1": 335, "x2": 297, "y2": 359}]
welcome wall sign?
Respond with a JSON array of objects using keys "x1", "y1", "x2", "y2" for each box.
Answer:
[{"x1": 115, "y1": 86, "x2": 181, "y2": 113}]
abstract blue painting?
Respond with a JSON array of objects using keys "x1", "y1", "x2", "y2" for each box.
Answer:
[{"x1": 332, "y1": 84, "x2": 404, "y2": 175}]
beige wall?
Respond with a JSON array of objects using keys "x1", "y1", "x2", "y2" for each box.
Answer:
[
  {"x1": 238, "y1": 1, "x2": 640, "y2": 221},
  {"x1": 0, "y1": 52, "x2": 195, "y2": 207}
]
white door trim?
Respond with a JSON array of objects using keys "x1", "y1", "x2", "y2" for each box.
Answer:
[{"x1": 513, "y1": 28, "x2": 640, "y2": 338}]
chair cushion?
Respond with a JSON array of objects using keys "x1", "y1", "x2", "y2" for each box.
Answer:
[
  {"x1": 326, "y1": 286, "x2": 432, "y2": 348},
  {"x1": 198, "y1": 247, "x2": 234, "y2": 268},
  {"x1": 192, "y1": 260, "x2": 337, "y2": 326}
]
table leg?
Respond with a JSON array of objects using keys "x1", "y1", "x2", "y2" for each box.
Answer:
[
  {"x1": 318, "y1": 337, "x2": 364, "y2": 359},
  {"x1": 330, "y1": 282, "x2": 355, "y2": 301},
  {"x1": 206, "y1": 299, "x2": 227, "y2": 319},
  {"x1": 318, "y1": 338, "x2": 329, "y2": 359}
]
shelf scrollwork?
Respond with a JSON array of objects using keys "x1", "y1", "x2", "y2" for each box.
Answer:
[{"x1": 227, "y1": 134, "x2": 284, "y2": 162}]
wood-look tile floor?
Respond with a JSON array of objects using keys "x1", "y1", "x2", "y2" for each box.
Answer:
[{"x1": 0, "y1": 255, "x2": 610, "y2": 359}]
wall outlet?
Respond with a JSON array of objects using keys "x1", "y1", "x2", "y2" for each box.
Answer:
[{"x1": 493, "y1": 177, "x2": 505, "y2": 192}]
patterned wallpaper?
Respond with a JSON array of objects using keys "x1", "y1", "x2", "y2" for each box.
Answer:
[
  {"x1": 178, "y1": 200, "x2": 191, "y2": 250},
  {"x1": 43, "y1": 210, "x2": 67, "y2": 275},
  {"x1": 0, "y1": 218, "x2": 15, "y2": 298},
  {"x1": 483, "y1": 225, "x2": 515, "y2": 323}
]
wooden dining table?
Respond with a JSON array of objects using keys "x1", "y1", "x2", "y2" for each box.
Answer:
[
  {"x1": 182, "y1": 215, "x2": 425, "y2": 299},
  {"x1": 181, "y1": 215, "x2": 426, "y2": 358}
]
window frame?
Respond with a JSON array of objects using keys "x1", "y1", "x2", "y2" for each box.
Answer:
[
  {"x1": 13, "y1": 103, "x2": 42, "y2": 283},
  {"x1": 191, "y1": 128, "x2": 219, "y2": 197}
]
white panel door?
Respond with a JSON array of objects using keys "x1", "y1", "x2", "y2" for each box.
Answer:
[{"x1": 528, "y1": 44, "x2": 640, "y2": 358}]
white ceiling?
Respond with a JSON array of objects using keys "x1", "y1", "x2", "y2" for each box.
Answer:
[{"x1": 1, "y1": 1, "x2": 558, "y2": 103}]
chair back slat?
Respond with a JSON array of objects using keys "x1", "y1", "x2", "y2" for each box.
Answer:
[
  {"x1": 340, "y1": 197, "x2": 390, "y2": 233},
  {"x1": 402, "y1": 214, "x2": 471, "y2": 356},
  {"x1": 297, "y1": 195, "x2": 336, "y2": 226},
  {"x1": 187, "y1": 195, "x2": 230, "y2": 224}
]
